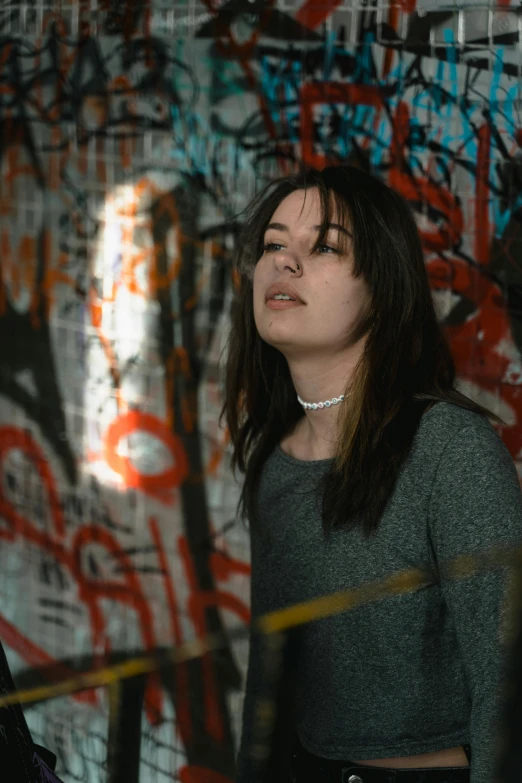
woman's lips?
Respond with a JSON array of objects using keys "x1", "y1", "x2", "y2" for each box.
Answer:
[{"x1": 266, "y1": 299, "x2": 305, "y2": 309}]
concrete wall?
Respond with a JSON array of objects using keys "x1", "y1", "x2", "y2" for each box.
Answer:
[{"x1": 0, "y1": 1, "x2": 521, "y2": 780}]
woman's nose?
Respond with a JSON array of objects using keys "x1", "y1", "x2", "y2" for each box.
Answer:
[{"x1": 273, "y1": 249, "x2": 301, "y2": 274}]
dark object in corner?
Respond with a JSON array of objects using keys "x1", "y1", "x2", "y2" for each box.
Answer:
[{"x1": 0, "y1": 641, "x2": 63, "y2": 782}]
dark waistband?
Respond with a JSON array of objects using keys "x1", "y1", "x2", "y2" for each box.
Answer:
[{"x1": 292, "y1": 740, "x2": 471, "y2": 783}]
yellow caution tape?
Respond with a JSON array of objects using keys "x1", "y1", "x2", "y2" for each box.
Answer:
[{"x1": 0, "y1": 541, "x2": 520, "y2": 710}]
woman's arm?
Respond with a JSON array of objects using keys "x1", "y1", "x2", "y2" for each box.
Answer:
[{"x1": 428, "y1": 421, "x2": 522, "y2": 783}]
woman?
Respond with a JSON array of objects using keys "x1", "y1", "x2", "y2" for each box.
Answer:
[{"x1": 219, "y1": 165, "x2": 522, "y2": 783}]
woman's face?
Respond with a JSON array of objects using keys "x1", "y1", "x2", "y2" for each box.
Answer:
[{"x1": 253, "y1": 188, "x2": 372, "y2": 363}]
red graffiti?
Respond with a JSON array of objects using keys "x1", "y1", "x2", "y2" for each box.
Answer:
[
  {"x1": 300, "y1": 82, "x2": 384, "y2": 169},
  {"x1": 298, "y1": 84, "x2": 522, "y2": 462},
  {"x1": 427, "y1": 249, "x2": 522, "y2": 438},
  {"x1": 72, "y1": 523, "x2": 164, "y2": 723},
  {"x1": 295, "y1": 0, "x2": 344, "y2": 31},
  {"x1": 0, "y1": 426, "x2": 163, "y2": 721},
  {"x1": 0, "y1": 615, "x2": 95, "y2": 706},
  {"x1": 149, "y1": 517, "x2": 193, "y2": 744},
  {"x1": 388, "y1": 102, "x2": 464, "y2": 252},
  {"x1": 296, "y1": 0, "x2": 417, "y2": 29},
  {"x1": 0, "y1": 427, "x2": 65, "y2": 541},
  {"x1": 299, "y1": 90, "x2": 464, "y2": 253},
  {"x1": 178, "y1": 766, "x2": 233, "y2": 783},
  {"x1": 0, "y1": 424, "x2": 251, "y2": 733},
  {"x1": 475, "y1": 123, "x2": 491, "y2": 266},
  {"x1": 0, "y1": 228, "x2": 75, "y2": 326},
  {"x1": 395, "y1": 0, "x2": 417, "y2": 11},
  {"x1": 104, "y1": 410, "x2": 189, "y2": 499},
  {"x1": 178, "y1": 534, "x2": 250, "y2": 743}
]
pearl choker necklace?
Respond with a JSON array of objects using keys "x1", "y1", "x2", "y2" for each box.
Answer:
[{"x1": 297, "y1": 393, "x2": 346, "y2": 411}]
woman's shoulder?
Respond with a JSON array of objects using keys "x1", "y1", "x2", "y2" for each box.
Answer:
[
  {"x1": 425, "y1": 402, "x2": 522, "y2": 549},
  {"x1": 401, "y1": 400, "x2": 522, "y2": 532},
  {"x1": 410, "y1": 399, "x2": 502, "y2": 473},
  {"x1": 419, "y1": 399, "x2": 496, "y2": 440}
]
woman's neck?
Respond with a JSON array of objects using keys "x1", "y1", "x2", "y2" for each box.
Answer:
[{"x1": 289, "y1": 417, "x2": 338, "y2": 460}]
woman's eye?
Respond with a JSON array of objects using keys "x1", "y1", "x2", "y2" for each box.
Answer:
[
  {"x1": 262, "y1": 241, "x2": 339, "y2": 256},
  {"x1": 316, "y1": 244, "x2": 338, "y2": 254}
]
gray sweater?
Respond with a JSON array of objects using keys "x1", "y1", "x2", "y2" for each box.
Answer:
[{"x1": 236, "y1": 402, "x2": 522, "y2": 783}]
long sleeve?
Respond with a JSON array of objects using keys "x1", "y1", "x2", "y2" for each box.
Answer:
[{"x1": 428, "y1": 422, "x2": 522, "y2": 783}]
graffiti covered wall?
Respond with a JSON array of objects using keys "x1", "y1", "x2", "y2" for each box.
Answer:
[{"x1": 0, "y1": 0, "x2": 521, "y2": 780}]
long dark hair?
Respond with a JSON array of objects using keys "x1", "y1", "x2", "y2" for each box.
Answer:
[{"x1": 219, "y1": 165, "x2": 505, "y2": 539}]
